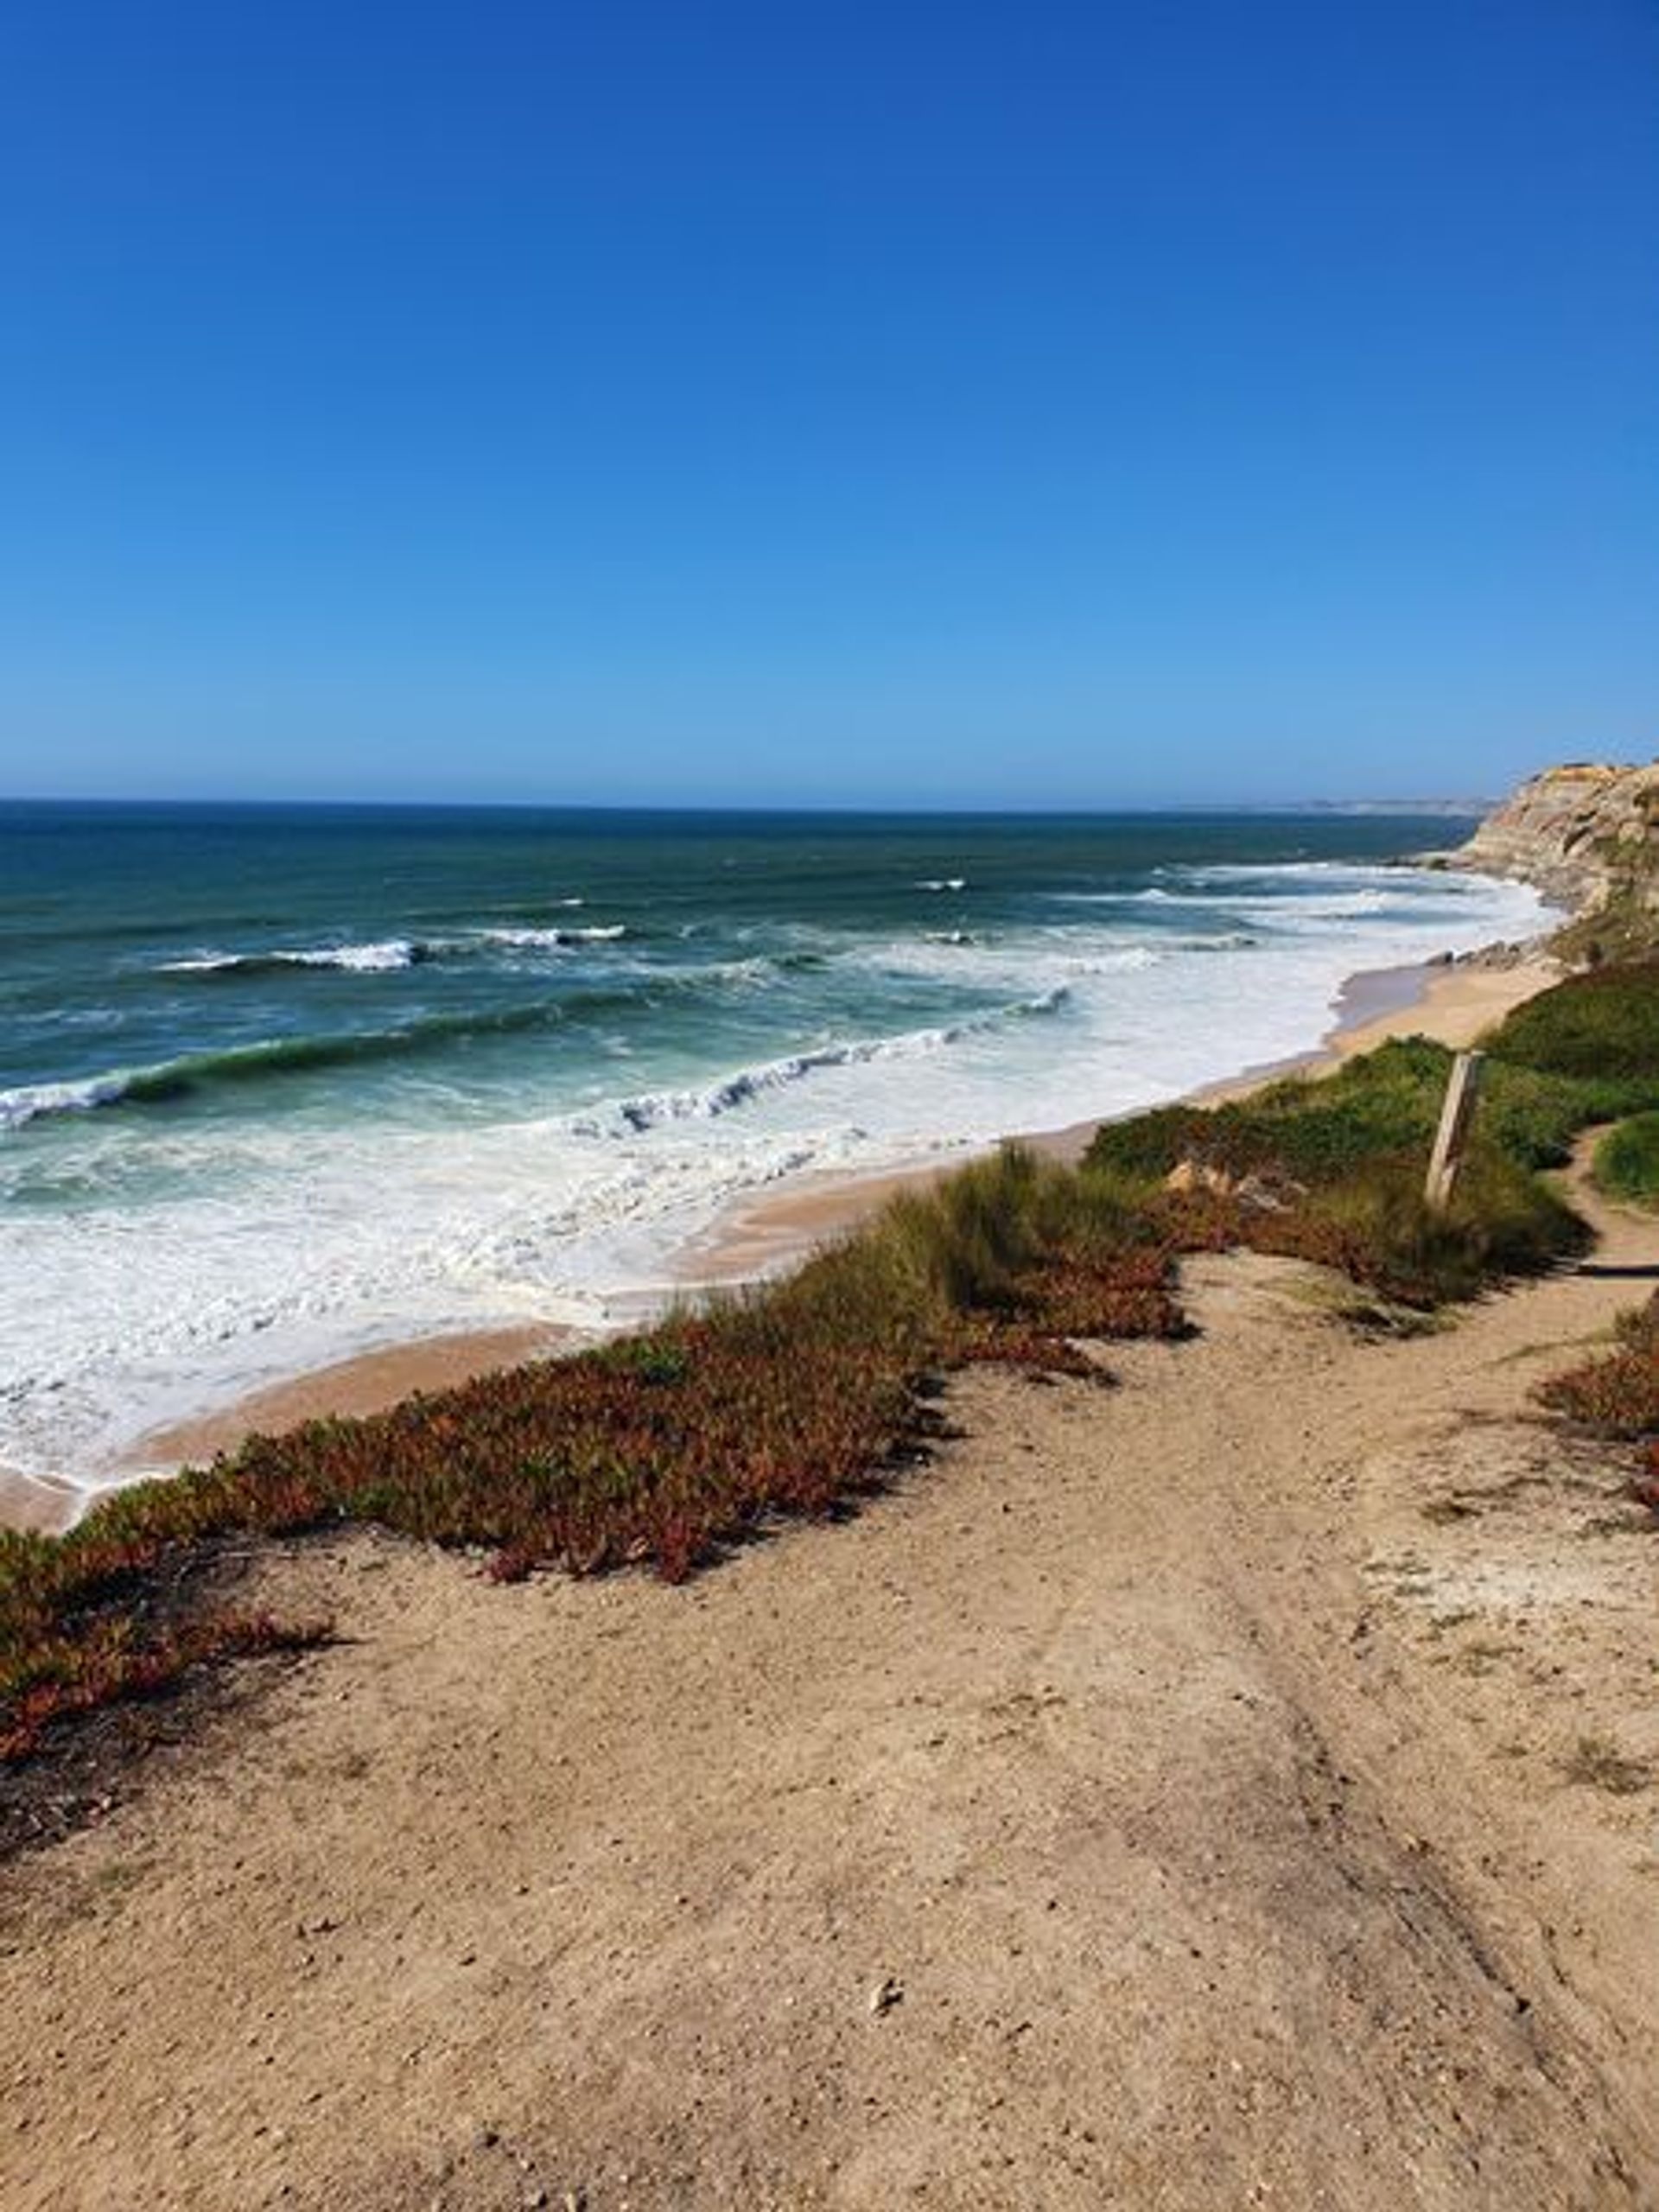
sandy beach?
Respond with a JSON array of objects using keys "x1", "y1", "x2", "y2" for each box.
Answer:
[{"x1": 0, "y1": 947, "x2": 1560, "y2": 1537}]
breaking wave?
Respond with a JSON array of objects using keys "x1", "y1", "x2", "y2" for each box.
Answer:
[
  {"x1": 476, "y1": 925, "x2": 627, "y2": 950},
  {"x1": 160, "y1": 924, "x2": 629, "y2": 976},
  {"x1": 3, "y1": 952, "x2": 1049, "y2": 1134},
  {"x1": 161, "y1": 939, "x2": 428, "y2": 976},
  {"x1": 571, "y1": 986, "x2": 1071, "y2": 1136}
]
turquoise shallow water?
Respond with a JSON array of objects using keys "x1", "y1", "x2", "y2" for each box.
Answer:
[{"x1": 0, "y1": 801, "x2": 1546, "y2": 1487}]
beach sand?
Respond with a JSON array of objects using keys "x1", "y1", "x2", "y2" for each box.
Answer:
[
  {"x1": 127, "y1": 1323, "x2": 575, "y2": 1467},
  {"x1": 2, "y1": 1130, "x2": 1651, "y2": 2207},
  {"x1": 0, "y1": 1466, "x2": 84, "y2": 1536},
  {"x1": 3, "y1": 948, "x2": 1559, "y2": 1534}
]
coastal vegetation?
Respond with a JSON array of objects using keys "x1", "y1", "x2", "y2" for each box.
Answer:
[
  {"x1": 1539, "y1": 1294, "x2": 1659, "y2": 1519},
  {"x1": 1554, "y1": 881, "x2": 1659, "y2": 969},
  {"x1": 0, "y1": 1148, "x2": 1185, "y2": 1764},
  {"x1": 1087, "y1": 963, "x2": 1659, "y2": 1304},
  {"x1": 1592, "y1": 1113, "x2": 1659, "y2": 1208},
  {"x1": 3, "y1": 962, "x2": 1656, "y2": 1774}
]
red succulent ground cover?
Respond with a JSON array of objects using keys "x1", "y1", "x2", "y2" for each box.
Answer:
[
  {"x1": 0, "y1": 1196, "x2": 1188, "y2": 1770},
  {"x1": 0, "y1": 1612, "x2": 328, "y2": 1767}
]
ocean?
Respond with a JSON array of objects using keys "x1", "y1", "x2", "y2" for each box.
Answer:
[{"x1": 0, "y1": 801, "x2": 1548, "y2": 1491}]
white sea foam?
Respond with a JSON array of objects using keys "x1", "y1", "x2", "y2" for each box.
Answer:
[
  {"x1": 569, "y1": 988, "x2": 1071, "y2": 1136},
  {"x1": 162, "y1": 925, "x2": 630, "y2": 973},
  {"x1": 162, "y1": 938, "x2": 423, "y2": 975},
  {"x1": 480, "y1": 925, "x2": 627, "y2": 949},
  {"x1": 0, "y1": 1071, "x2": 136, "y2": 1133}
]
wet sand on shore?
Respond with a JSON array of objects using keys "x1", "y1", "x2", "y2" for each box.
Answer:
[
  {"x1": 126, "y1": 1324, "x2": 574, "y2": 1471},
  {"x1": 0, "y1": 1467, "x2": 85, "y2": 1538}
]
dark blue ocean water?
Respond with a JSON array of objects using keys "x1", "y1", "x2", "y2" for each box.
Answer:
[{"x1": 0, "y1": 802, "x2": 1543, "y2": 1488}]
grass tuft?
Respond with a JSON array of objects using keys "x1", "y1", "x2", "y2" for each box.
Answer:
[
  {"x1": 1593, "y1": 1112, "x2": 1659, "y2": 1209},
  {"x1": 1538, "y1": 1294, "x2": 1659, "y2": 1438},
  {"x1": 1538, "y1": 1294, "x2": 1659, "y2": 1528},
  {"x1": 1560, "y1": 1732, "x2": 1652, "y2": 1796}
]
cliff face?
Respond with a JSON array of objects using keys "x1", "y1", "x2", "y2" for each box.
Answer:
[{"x1": 1458, "y1": 760, "x2": 1659, "y2": 916}]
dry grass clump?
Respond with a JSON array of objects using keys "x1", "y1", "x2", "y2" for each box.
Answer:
[
  {"x1": 1539, "y1": 1295, "x2": 1659, "y2": 1438},
  {"x1": 1560, "y1": 1731, "x2": 1652, "y2": 1796},
  {"x1": 1538, "y1": 1295, "x2": 1659, "y2": 1523}
]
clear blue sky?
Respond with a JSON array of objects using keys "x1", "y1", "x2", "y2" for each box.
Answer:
[{"x1": 0, "y1": 1, "x2": 1653, "y2": 807}]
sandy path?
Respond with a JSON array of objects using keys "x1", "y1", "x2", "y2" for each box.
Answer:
[{"x1": 0, "y1": 1154, "x2": 1653, "y2": 2209}]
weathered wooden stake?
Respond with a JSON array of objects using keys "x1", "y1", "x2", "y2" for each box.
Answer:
[{"x1": 1425, "y1": 1049, "x2": 1484, "y2": 1211}]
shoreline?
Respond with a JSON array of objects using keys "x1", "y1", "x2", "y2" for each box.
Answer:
[
  {"x1": 670, "y1": 948, "x2": 1557, "y2": 1286},
  {"x1": 1, "y1": 944, "x2": 1560, "y2": 1536}
]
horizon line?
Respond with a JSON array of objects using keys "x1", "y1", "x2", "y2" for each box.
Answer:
[{"x1": 0, "y1": 792, "x2": 1493, "y2": 818}]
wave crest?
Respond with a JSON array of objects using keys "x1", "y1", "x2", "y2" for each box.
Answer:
[
  {"x1": 571, "y1": 987, "x2": 1070, "y2": 1137},
  {"x1": 161, "y1": 925, "x2": 628, "y2": 976},
  {"x1": 162, "y1": 939, "x2": 425, "y2": 976},
  {"x1": 479, "y1": 925, "x2": 627, "y2": 950}
]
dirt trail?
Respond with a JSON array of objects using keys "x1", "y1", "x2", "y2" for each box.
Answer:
[{"x1": 1, "y1": 1157, "x2": 1655, "y2": 2209}]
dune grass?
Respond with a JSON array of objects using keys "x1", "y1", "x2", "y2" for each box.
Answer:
[
  {"x1": 1593, "y1": 1113, "x2": 1659, "y2": 1209},
  {"x1": 1086, "y1": 963, "x2": 1659, "y2": 1306},
  {"x1": 1084, "y1": 1037, "x2": 1594, "y2": 1306},
  {"x1": 5, "y1": 962, "x2": 1656, "y2": 1770}
]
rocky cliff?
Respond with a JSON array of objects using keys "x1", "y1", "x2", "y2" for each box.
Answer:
[{"x1": 1457, "y1": 761, "x2": 1659, "y2": 936}]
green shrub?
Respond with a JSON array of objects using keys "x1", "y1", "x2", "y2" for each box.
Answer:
[
  {"x1": 1487, "y1": 963, "x2": 1659, "y2": 1083},
  {"x1": 1313, "y1": 1147, "x2": 1587, "y2": 1303},
  {"x1": 1594, "y1": 1113, "x2": 1659, "y2": 1208},
  {"x1": 1086, "y1": 1046, "x2": 1440, "y2": 1189}
]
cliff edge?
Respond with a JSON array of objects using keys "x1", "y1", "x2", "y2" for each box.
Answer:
[{"x1": 1457, "y1": 760, "x2": 1659, "y2": 953}]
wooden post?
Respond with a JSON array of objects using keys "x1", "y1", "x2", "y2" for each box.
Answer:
[{"x1": 1425, "y1": 1050, "x2": 1484, "y2": 1211}]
